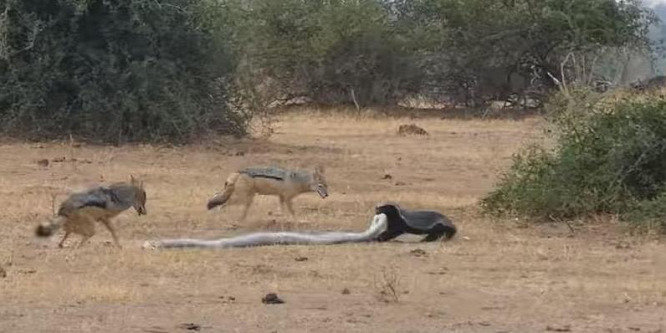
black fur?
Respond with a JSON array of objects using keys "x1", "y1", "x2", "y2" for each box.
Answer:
[
  {"x1": 240, "y1": 168, "x2": 286, "y2": 181},
  {"x1": 375, "y1": 203, "x2": 457, "y2": 242},
  {"x1": 245, "y1": 174, "x2": 283, "y2": 181},
  {"x1": 56, "y1": 193, "x2": 108, "y2": 217}
]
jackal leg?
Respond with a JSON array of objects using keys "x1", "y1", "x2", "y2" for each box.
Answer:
[
  {"x1": 99, "y1": 217, "x2": 121, "y2": 248},
  {"x1": 278, "y1": 196, "x2": 289, "y2": 216},
  {"x1": 73, "y1": 215, "x2": 96, "y2": 248},
  {"x1": 78, "y1": 235, "x2": 93, "y2": 248},
  {"x1": 239, "y1": 195, "x2": 255, "y2": 222},
  {"x1": 284, "y1": 198, "x2": 296, "y2": 219},
  {"x1": 60, "y1": 215, "x2": 96, "y2": 248},
  {"x1": 58, "y1": 232, "x2": 71, "y2": 248}
]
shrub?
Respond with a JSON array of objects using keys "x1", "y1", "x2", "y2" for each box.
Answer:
[
  {"x1": 623, "y1": 192, "x2": 666, "y2": 233},
  {"x1": 0, "y1": 0, "x2": 248, "y2": 144},
  {"x1": 481, "y1": 90, "x2": 666, "y2": 230}
]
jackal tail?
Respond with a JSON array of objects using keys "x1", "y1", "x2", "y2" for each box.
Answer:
[
  {"x1": 35, "y1": 216, "x2": 66, "y2": 237},
  {"x1": 207, "y1": 172, "x2": 241, "y2": 210}
]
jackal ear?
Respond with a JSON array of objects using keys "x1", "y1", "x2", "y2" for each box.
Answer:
[
  {"x1": 130, "y1": 174, "x2": 139, "y2": 185},
  {"x1": 314, "y1": 165, "x2": 325, "y2": 174}
]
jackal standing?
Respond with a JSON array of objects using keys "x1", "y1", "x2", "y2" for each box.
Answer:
[
  {"x1": 206, "y1": 166, "x2": 328, "y2": 221},
  {"x1": 35, "y1": 176, "x2": 147, "y2": 248}
]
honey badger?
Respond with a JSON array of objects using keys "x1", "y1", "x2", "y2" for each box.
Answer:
[{"x1": 374, "y1": 202, "x2": 457, "y2": 242}]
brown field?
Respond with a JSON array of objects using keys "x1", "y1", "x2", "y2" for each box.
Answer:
[{"x1": 1, "y1": 110, "x2": 665, "y2": 333}]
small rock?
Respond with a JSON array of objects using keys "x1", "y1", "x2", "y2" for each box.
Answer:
[
  {"x1": 426, "y1": 310, "x2": 446, "y2": 318},
  {"x1": 478, "y1": 321, "x2": 491, "y2": 327},
  {"x1": 0, "y1": 266, "x2": 6, "y2": 278},
  {"x1": 410, "y1": 249, "x2": 427, "y2": 257},
  {"x1": 382, "y1": 174, "x2": 393, "y2": 180},
  {"x1": 177, "y1": 323, "x2": 201, "y2": 331},
  {"x1": 394, "y1": 181, "x2": 408, "y2": 186},
  {"x1": 52, "y1": 157, "x2": 66, "y2": 163},
  {"x1": 397, "y1": 124, "x2": 429, "y2": 136},
  {"x1": 262, "y1": 293, "x2": 285, "y2": 304},
  {"x1": 294, "y1": 256, "x2": 308, "y2": 262},
  {"x1": 546, "y1": 325, "x2": 571, "y2": 332},
  {"x1": 425, "y1": 267, "x2": 448, "y2": 275},
  {"x1": 615, "y1": 241, "x2": 631, "y2": 249},
  {"x1": 341, "y1": 288, "x2": 351, "y2": 295},
  {"x1": 235, "y1": 151, "x2": 245, "y2": 156},
  {"x1": 36, "y1": 159, "x2": 49, "y2": 167},
  {"x1": 218, "y1": 295, "x2": 236, "y2": 303}
]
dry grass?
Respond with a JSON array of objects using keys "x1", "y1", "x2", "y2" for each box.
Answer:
[{"x1": 0, "y1": 110, "x2": 665, "y2": 332}]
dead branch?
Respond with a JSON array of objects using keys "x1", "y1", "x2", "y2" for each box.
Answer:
[
  {"x1": 560, "y1": 52, "x2": 574, "y2": 94},
  {"x1": 350, "y1": 88, "x2": 360, "y2": 111}
]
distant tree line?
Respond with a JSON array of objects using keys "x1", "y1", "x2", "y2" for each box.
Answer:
[{"x1": 0, "y1": 0, "x2": 658, "y2": 143}]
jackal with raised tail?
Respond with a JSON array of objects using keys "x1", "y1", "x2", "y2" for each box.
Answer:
[
  {"x1": 207, "y1": 166, "x2": 328, "y2": 221},
  {"x1": 35, "y1": 176, "x2": 147, "y2": 248}
]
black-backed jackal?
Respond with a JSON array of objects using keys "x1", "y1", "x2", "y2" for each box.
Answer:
[
  {"x1": 35, "y1": 176, "x2": 147, "y2": 248},
  {"x1": 206, "y1": 166, "x2": 328, "y2": 221}
]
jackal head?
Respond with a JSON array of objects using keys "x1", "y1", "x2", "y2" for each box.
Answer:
[
  {"x1": 311, "y1": 165, "x2": 328, "y2": 198},
  {"x1": 130, "y1": 175, "x2": 147, "y2": 215}
]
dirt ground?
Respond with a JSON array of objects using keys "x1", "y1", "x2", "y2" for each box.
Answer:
[{"x1": 1, "y1": 110, "x2": 665, "y2": 333}]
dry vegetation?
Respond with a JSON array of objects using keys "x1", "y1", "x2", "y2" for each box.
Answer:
[{"x1": 1, "y1": 109, "x2": 665, "y2": 333}]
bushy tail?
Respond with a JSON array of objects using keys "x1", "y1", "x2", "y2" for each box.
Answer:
[
  {"x1": 35, "y1": 216, "x2": 66, "y2": 237},
  {"x1": 207, "y1": 172, "x2": 240, "y2": 210}
]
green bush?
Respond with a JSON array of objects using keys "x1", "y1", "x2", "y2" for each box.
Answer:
[
  {"x1": 0, "y1": 0, "x2": 248, "y2": 143},
  {"x1": 481, "y1": 92, "x2": 666, "y2": 229},
  {"x1": 623, "y1": 192, "x2": 666, "y2": 233}
]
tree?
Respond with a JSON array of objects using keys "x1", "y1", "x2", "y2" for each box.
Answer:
[
  {"x1": 224, "y1": 0, "x2": 421, "y2": 107},
  {"x1": 392, "y1": 0, "x2": 657, "y2": 106}
]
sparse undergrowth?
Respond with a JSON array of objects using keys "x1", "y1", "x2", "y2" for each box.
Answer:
[{"x1": 481, "y1": 88, "x2": 666, "y2": 233}]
